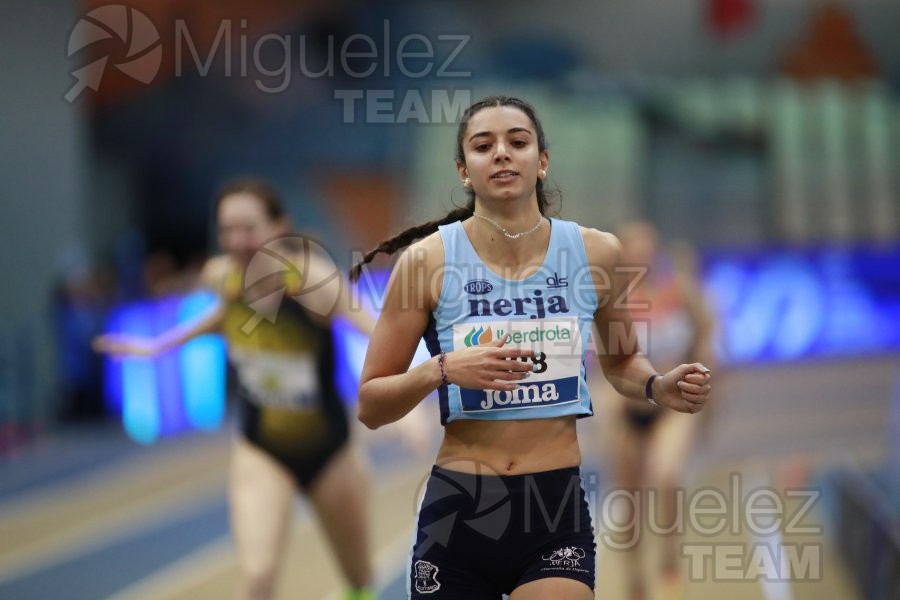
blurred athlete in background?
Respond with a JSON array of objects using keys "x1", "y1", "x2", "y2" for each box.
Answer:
[
  {"x1": 594, "y1": 221, "x2": 715, "y2": 600},
  {"x1": 95, "y1": 179, "x2": 377, "y2": 600}
]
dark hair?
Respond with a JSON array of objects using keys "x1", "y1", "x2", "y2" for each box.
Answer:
[
  {"x1": 348, "y1": 96, "x2": 557, "y2": 282},
  {"x1": 214, "y1": 178, "x2": 285, "y2": 222}
]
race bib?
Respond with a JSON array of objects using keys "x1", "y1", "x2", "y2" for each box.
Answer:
[
  {"x1": 452, "y1": 317, "x2": 582, "y2": 412},
  {"x1": 230, "y1": 348, "x2": 321, "y2": 410}
]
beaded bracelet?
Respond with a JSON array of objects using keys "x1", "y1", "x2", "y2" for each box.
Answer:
[{"x1": 438, "y1": 351, "x2": 449, "y2": 385}]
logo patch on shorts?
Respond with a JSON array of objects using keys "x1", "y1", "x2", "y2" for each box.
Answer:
[
  {"x1": 414, "y1": 560, "x2": 440, "y2": 594},
  {"x1": 542, "y1": 546, "x2": 586, "y2": 569}
]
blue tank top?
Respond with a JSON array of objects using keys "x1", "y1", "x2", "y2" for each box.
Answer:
[{"x1": 424, "y1": 217, "x2": 599, "y2": 425}]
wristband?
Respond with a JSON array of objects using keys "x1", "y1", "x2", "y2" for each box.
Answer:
[
  {"x1": 645, "y1": 373, "x2": 660, "y2": 407},
  {"x1": 438, "y1": 351, "x2": 449, "y2": 386}
]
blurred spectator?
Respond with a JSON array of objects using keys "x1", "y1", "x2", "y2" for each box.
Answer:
[
  {"x1": 141, "y1": 249, "x2": 205, "y2": 297},
  {"x1": 53, "y1": 242, "x2": 117, "y2": 422}
]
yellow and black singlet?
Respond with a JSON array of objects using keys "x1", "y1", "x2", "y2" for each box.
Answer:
[{"x1": 219, "y1": 262, "x2": 349, "y2": 487}]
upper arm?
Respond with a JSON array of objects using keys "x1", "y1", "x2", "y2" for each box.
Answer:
[
  {"x1": 169, "y1": 256, "x2": 226, "y2": 333},
  {"x1": 299, "y1": 250, "x2": 378, "y2": 336},
  {"x1": 199, "y1": 256, "x2": 227, "y2": 296},
  {"x1": 288, "y1": 250, "x2": 347, "y2": 324},
  {"x1": 359, "y1": 233, "x2": 443, "y2": 383},
  {"x1": 582, "y1": 227, "x2": 642, "y2": 367}
]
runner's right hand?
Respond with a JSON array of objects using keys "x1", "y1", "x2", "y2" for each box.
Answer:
[{"x1": 442, "y1": 334, "x2": 534, "y2": 391}]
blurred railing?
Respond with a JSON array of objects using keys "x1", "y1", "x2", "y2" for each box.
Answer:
[
  {"x1": 0, "y1": 319, "x2": 42, "y2": 452},
  {"x1": 411, "y1": 79, "x2": 899, "y2": 247},
  {"x1": 832, "y1": 465, "x2": 900, "y2": 600}
]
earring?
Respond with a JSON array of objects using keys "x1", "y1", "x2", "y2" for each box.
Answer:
[
  {"x1": 463, "y1": 178, "x2": 471, "y2": 187},
  {"x1": 538, "y1": 170, "x2": 547, "y2": 178}
]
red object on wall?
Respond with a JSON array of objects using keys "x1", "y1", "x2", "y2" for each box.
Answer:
[{"x1": 708, "y1": 0, "x2": 756, "y2": 39}]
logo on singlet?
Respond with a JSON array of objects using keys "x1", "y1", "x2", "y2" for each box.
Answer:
[
  {"x1": 463, "y1": 323, "x2": 572, "y2": 347},
  {"x1": 413, "y1": 560, "x2": 440, "y2": 594},
  {"x1": 467, "y1": 289, "x2": 568, "y2": 320},
  {"x1": 464, "y1": 279, "x2": 493, "y2": 295},
  {"x1": 481, "y1": 383, "x2": 560, "y2": 409},
  {"x1": 546, "y1": 272, "x2": 568, "y2": 289},
  {"x1": 463, "y1": 325, "x2": 493, "y2": 346}
]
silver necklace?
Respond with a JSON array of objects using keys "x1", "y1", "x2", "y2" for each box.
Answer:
[{"x1": 472, "y1": 213, "x2": 545, "y2": 239}]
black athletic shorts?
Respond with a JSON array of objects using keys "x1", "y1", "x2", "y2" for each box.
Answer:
[
  {"x1": 623, "y1": 404, "x2": 663, "y2": 434},
  {"x1": 408, "y1": 464, "x2": 596, "y2": 598},
  {"x1": 238, "y1": 394, "x2": 349, "y2": 490}
]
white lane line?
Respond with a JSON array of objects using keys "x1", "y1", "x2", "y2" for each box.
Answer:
[{"x1": 106, "y1": 535, "x2": 235, "y2": 600}]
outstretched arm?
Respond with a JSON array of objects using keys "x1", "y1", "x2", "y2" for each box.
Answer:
[{"x1": 93, "y1": 257, "x2": 226, "y2": 357}]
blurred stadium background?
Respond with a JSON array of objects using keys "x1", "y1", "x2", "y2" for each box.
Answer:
[{"x1": 1, "y1": 0, "x2": 899, "y2": 598}]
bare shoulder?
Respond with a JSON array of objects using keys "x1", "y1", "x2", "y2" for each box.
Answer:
[
  {"x1": 578, "y1": 226, "x2": 623, "y2": 269},
  {"x1": 297, "y1": 247, "x2": 340, "y2": 281},
  {"x1": 199, "y1": 255, "x2": 230, "y2": 290},
  {"x1": 385, "y1": 230, "x2": 445, "y2": 311},
  {"x1": 404, "y1": 230, "x2": 445, "y2": 270}
]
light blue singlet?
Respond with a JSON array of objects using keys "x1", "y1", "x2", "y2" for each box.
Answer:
[{"x1": 424, "y1": 217, "x2": 600, "y2": 425}]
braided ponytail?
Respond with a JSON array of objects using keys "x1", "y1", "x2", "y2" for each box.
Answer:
[
  {"x1": 349, "y1": 96, "x2": 556, "y2": 283},
  {"x1": 348, "y1": 204, "x2": 473, "y2": 282}
]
